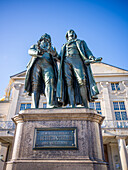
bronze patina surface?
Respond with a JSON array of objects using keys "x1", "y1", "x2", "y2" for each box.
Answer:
[
  {"x1": 25, "y1": 31, "x2": 102, "y2": 108},
  {"x1": 25, "y1": 34, "x2": 58, "y2": 108},
  {"x1": 57, "y1": 29, "x2": 102, "y2": 107}
]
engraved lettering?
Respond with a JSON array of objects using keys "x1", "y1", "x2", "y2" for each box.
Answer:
[{"x1": 34, "y1": 128, "x2": 77, "y2": 148}]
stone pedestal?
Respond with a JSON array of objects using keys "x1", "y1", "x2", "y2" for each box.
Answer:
[{"x1": 6, "y1": 108, "x2": 108, "y2": 170}]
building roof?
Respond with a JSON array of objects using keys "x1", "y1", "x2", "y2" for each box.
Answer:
[{"x1": 10, "y1": 62, "x2": 128, "y2": 78}]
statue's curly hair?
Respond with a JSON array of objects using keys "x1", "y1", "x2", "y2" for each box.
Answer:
[
  {"x1": 37, "y1": 33, "x2": 51, "y2": 50},
  {"x1": 39, "y1": 33, "x2": 51, "y2": 42}
]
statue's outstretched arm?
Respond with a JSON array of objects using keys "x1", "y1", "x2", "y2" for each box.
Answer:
[
  {"x1": 82, "y1": 41, "x2": 95, "y2": 59},
  {"x1": 83, "y1": 41, "x2": 102, "y2": 64}
]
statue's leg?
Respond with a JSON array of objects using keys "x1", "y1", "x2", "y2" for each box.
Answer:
[
  {"x1": 73, "y1": 60, "x2": 88, "y2": 108},
  {"x1": 45, "y1": 78, "x2": 54, "y2": 108},
  {"x1": 32, "y1": 92, "x2": 40, "y2": 108},
  {"x1": 79, "y1": 83, "x2": 88, "y2": 108},
  {"x1": 64, "y1": 61, "x2": 75, "y2": 107},
  {"x1": 31, "y1": 63, "x2": 41, "y2": 108},
  {"x1": 43, "y1": 67, "x2": 56, "y2": 108}
]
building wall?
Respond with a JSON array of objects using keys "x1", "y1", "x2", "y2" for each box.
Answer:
[{"x1": 0, "y1": 102, "x2": 10, "y2": 121}]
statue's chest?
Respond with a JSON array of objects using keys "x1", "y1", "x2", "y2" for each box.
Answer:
[
  {"x1": 66, "y1": 41, "x2": 79, "y2": 56},
  {"x1": 37, "y1": 52, "x2": 52, "y2": 65}
]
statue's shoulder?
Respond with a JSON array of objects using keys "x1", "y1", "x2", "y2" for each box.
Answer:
[
  {"x1": 30, "y1": 44, "x2": 38, "y2": 49},
  {"x1": 76, "y1": 39, "x2": 84, "y2": 43},
  {"x1": 61, "y1": 43, "x2": 66, "y2": 49},
  {"x1": 78, "y1": 39, "x2": 87, "y2": 46},
  {"x1": 76, "y1": 39, "x2": 81, "y2": 42}
]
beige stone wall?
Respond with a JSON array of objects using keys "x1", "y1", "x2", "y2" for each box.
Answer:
[{"x1": 0, "y1": 102, "x2": 10, "y2": 121}]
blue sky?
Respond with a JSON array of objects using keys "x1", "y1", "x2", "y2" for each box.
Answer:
[{"x1": 0, "y1": 0, "x2": 128, "y2": 97}]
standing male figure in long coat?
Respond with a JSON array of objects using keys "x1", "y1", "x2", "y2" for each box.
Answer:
[
  {"x1": 57, "y1": 29, "x2": 100, "y2": 107},
  {"x1": 25, "y1": 33, "x2": 58, "y2": 108}
]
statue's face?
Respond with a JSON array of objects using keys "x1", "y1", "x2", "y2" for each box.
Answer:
[
  {"x1": 67, "y1": 30, "x2": 76, "y2": 41},
  {"x1": 40, "y1": 38, "x2": 50, "y2": 50}
]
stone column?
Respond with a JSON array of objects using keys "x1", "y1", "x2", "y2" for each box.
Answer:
[
  {"x1": 100, "y1": 82, "x2": 113, "y2": 120},
  {"x1": 107, "y1": 143, "x2": 114, "y2": 170},
  {"x1": 108, "y1": 143, "x2": 121, "y2": 170},
  {"x1": 0, "y1": 143, "x2": 9, "y2": 170},
  {"x1": 7, "y1": 84, "x2": 21, "y2": 121},
  {"x1": 116, "y1": 136, "x2": 128, "y2": 170},
  {"x1": 11, "y1": 116, "x2": 24, "y2": 160}
]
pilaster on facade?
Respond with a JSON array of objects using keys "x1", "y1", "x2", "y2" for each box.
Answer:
[
  {"x1": 11, "y1": 116, "x2": 24, "y2": 160},
  {"x1": 7, "y1": 83, "x2": 22, "y2": 121},
  {"x1": 100, "y1": 82, "x2": 113, "y2": 120}
]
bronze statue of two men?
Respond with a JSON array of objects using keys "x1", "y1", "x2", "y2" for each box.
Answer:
[{"x1": 25, "y1": 30, "x2": 102, "y2": 108}]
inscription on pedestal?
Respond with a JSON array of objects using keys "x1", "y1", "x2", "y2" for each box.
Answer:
[{"x1": 33, "y1": 127, "x2": 77, "y2": 149}]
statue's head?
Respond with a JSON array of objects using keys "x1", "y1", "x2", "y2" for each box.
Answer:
[
  {"x1": 38, "y1": 33, "x2": 51, "y2": 51},
  {"x1": 66, "y1": 29, "x2": 77, "y2": 41},
  {"x1": 40, "y1": 33, "x2": 51, "y2": 43}
]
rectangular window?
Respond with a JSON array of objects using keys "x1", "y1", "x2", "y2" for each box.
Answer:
[
  {"x1": 20, "y1": 103, "x2": 31, "y2": 110},
  {"x1": 113, "y1": 102, "x2": 119, "y2": 110},
  {"x1": 111, "y1": 83, "x2": 120, "y2": 91},
  {"x1": 89, "y1": 102, "x2": 102, "y2": 114},
  {"x1": 89, "y1": 102, "x2": 94, "y2": 109},
  {"x1": 43, "y1": 103, "x2": 47, "y2": 108},
  {"x1": 113, "y1": 101, "x2": 127, "y2": 120},
  {"x1": 115, "y1": 112, "x2": 121, "y2": 120}
]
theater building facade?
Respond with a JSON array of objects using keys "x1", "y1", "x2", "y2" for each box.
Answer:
[{"x1": 0, "y1": 62, "x2": 128, "y2": 170}]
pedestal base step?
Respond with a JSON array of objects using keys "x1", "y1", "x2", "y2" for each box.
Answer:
[{"x1": 6, "y1": 160, "x2": 109, "y2": 170}]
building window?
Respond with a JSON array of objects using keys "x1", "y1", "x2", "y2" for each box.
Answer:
[
  {"x1": 43, "y1": 103, "x2": 47, "y2": 108},
  {"x1": 20, "y1": 103, "x2": 31, "y2": 110},
  {"x1": 89, "y1": 102, "x2": 102, "y2": 114},
  {"x1": 111, "y1": 82, "x2": 120, "y2": 91},
  {"x1": 113, "y1": 101, "x2": 127, "y2": 120}
]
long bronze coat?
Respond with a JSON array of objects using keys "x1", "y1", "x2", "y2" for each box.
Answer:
[
  {"x1": 25, "y1": 45, "x2": 58, "y2": 96},
  {"x1": 57, "y1": 39, "x2": 99, "y2": 105}
]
